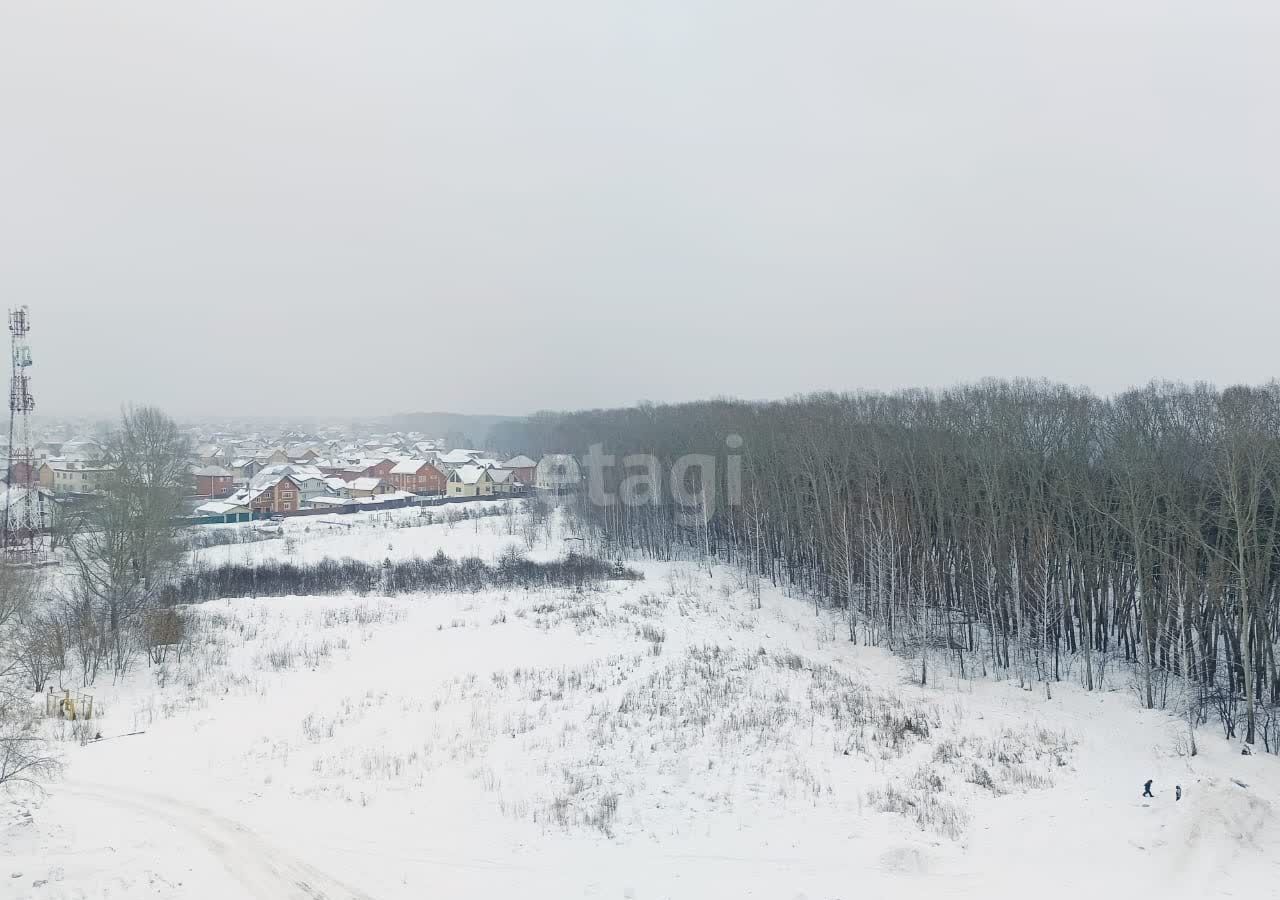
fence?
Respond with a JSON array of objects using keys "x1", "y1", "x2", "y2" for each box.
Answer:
[
  {"x1": 183, "y1": 489, "x2": 526, "y2": 527},
  {"x1": 46, "y1": 687, "x2": 94, "y2": 721}
]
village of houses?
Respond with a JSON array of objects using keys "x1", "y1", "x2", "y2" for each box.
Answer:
[{"x1": 22, "y1": 431, "x2": 581, "y2": 524}]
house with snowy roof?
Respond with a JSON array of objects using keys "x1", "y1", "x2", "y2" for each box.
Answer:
[
  {"x1": 501, "y1": 456, "x2": 537, "y2": 486},
  {"x1": 446, "y1": 464, "x2": 494, "y2": 498},
  {"x1": 343, "y1": 477, "x2": 394, "y2": 498},
  {"x1": 389, "y1": 459, "x2": 448, "y2": 495}
]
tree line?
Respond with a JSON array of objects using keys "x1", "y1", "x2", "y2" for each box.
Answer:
[
  {"x1": 165, "y1": 550, "x2": 641, "y2": 604},
  {"x1": 496, "y1": 380, "x2": 1280, "y2": 752}
]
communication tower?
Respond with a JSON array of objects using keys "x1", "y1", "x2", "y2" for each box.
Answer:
[{"x1": 3, "y1": 306, "x2": 44, "y2": 556}]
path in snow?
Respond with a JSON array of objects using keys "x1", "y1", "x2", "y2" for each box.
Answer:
[{"x1": 58, "y1": 781, "x2": 371, "y2": 900}]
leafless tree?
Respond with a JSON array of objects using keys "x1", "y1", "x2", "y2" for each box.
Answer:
[
  {"x1": 506, "y1": 380, "x2": 1280, "y2": 750},
  {"x1": 63, "y1": 406, "x2": 190, "y2": 679},
  {"x1": 0, "y1": 565, "x2": 59, "y2": 791}
]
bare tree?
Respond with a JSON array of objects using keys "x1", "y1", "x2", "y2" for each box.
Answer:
[
  {"x1": 0, "y1": 565, "x2": 59, "y2": 791},
  {"x1": 511, "y1": 380, "x2": 1280, "y2": 751},
  {"x1": 63, "y1": 405, "x2": 190, "y2": 679}
]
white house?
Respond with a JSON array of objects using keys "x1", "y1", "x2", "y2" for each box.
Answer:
[
  {"x1": 535, "y1": 454, "x2": 581, "y2": 492},
  {"x1": 488, "y1": 467, "x2": 515, "y2": 494}
]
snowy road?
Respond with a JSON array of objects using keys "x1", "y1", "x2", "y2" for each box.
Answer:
[{"x1": 58, "y1": 781, "x2": 373, "y2": 900}]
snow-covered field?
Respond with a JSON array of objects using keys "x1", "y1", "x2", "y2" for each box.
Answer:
[{"x1": 5, "y1": 504, "x2": 1278, "y2": 899}]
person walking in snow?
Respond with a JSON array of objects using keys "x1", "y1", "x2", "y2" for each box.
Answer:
[
  {"x1": 1176, "y1": 785, "x2": 1182, "y2": 801},
  {"x1": 1143, "y1": 779, "x2": 1154, "y2": 798}
]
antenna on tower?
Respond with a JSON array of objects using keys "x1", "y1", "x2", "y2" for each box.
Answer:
[{"x1": 3, "y1": 305, "x2": 45, "y2": 558}]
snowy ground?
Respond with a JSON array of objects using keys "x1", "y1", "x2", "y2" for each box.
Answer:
[{"x1": 5, "y1": 505, "x2": 1278, "y2": 899}]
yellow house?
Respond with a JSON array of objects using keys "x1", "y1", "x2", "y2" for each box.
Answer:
[
  {"x1": 447, "y1": 464, "x2": 494, "y2": 498},
  {"x1": 39, "y1": 460, "x2": 115, "y2": 494},
  {"x1": 344, "y1": 477, "x2": 394, "y2": 498}
]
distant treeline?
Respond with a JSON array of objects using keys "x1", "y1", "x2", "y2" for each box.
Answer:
[
  {"x1": 161, "y1": 551, "x2": 641, "y2": 604},
  {"x1": 501, "y1": 380, "x2": 1280, "y2": 751}
]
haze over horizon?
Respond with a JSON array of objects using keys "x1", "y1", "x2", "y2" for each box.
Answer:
[{"x1": 3, "y1": 2, "x2": 1278, "y2": 418}]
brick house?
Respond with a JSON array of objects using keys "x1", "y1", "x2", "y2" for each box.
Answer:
[
  {"x1": 246, "y1": 475, "x2": 302, "y2": 515},
  {"x1": 366, "y1": 458, "x2": 397, "y2": 479},
  {"x1": 320, "y1": 458, "x2": 395, "y2": 481},
  {"x1": 502, "y1": 455, "x2": 537, "y2": 486},
  {"x1": 388, "y1": 460, "x2": 448, "y2": 495},
  {"x1": 193, "y1": 465, "x2": 236, "y2": 499}
]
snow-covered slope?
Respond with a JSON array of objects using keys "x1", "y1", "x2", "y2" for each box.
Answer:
[{"x1": 5, "y1": 508, "x2": 1278, "y2": 899}]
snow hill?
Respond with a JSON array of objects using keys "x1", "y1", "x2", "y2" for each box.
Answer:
[{"x1": 4, "y1": 502, "x2": 1278, "y2": 899}]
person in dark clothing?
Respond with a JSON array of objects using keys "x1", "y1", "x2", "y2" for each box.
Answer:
[
  {"x1": 1143, "y1": 779, "x2": 1154, "y2": 797},
  {"x1": 1176, "y1": 785, "x2": 1182, "y2": 801}
]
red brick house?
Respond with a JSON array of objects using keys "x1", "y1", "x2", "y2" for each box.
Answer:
[
  {"x1": 193, "y1": 465, "x2": 235, "y2": 499},
  {"x1": 247, "y1": 475, "x2": 302, "y2": 515},
  {"x1": 388, "y1": 459, "x2": 448, "y2": 495},
  {"x1": 366, "y1": 458, "x2": 397, "y2": 479},
  {"x1": 320, "y1": 458, "x2": 396, "y2": 481},
  {"x1": 502, "y1": 456, "x2": 537, "y2": 486}
]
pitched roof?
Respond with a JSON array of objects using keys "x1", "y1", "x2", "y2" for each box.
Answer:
[
  {"x1": 391, "y1": 459, "x2": 434, "y2": 475},
  {"x1": 503, "y1": 455, "x2": 537, "y2": 469},
  {"x1": 438, "y1": 449, "x2": 479, "y2": 465},
  {"x1": 450, "y1": 464, "x2": 491, "y2": 485},
  {"x1": 196, "y1": 500, "x2": 249, "y2": 515}
]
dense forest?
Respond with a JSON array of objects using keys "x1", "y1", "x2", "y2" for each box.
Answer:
[{"x1": 495, "y1": 381, "x2": 1280, "y2": 752}]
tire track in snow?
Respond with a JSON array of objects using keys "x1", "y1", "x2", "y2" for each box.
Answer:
[{"x1": 59, "y1": 781, "x2": 374, "y2": 900}]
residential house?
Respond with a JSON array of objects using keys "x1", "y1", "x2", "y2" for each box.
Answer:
[
  {"x1": 535, "y1": 454, "x2": 581, "y2": 492},
  {"x1": 253, "y1": 465, "x2": 331, "y2": 504},
  {"x1": 344, "y1": 477, "x2": 394, "y2": 498},
  {"x1": 488, "y1": 467, "x2": 516, "y2": 495},
  {"x1": 8, "y1": 459, "x2": 42, "y2": 487},
  {"x1": 437, "y1": 449, "x2": 483, "y2": 470},
  {"x1": 39, "y1": 460, "x2": 115, "y2": 494},
  {"x1": 286, "y1": 445, "x2": 320, "y2": 463},
  {"x1": 194, "y1": 444, "x2": 228, "y2": 466},
  {"x1": 388, "y1": 459, "x2": 448, "y2": 495},
  {"x1": 58, "y1": 439, "x2": 104, "y2": 462},
  {"x1": 303, "y1": 495, "x2": 355, "y2": 511},
  {"x1": 502, "y1": 455, "x2": 537, "y2": 486},
  {"x1": 365, "y1": 458, "x2": 397, "y2": 479},
  {"x1": 321, "y1": 457, "x2": 396, "y2": 480},
  {"x1": 243, "y1": 475, "x2": 302, "y2": 515},
  {"x1": 229, "y1": 458, "x2": 262, "y2": 484},
  {"x1": 192, "y1": 465, "x2": 235, "y2": 499},
  {"x1": 447, "y1": 464, "x2": 494, "y2": 498}
]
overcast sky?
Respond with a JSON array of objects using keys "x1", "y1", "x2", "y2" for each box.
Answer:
[{"x1": 2, "y1": 2, "x2": 1278, "y2": 418}]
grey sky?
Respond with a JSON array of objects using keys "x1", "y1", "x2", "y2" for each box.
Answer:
[{"x1": 2, "y1": 2, "x2": 1278, "y2": 418}]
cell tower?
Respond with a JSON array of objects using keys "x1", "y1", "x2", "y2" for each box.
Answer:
[{"x1": 3, "y1": 306, "x2": 43, "y2": 556}]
